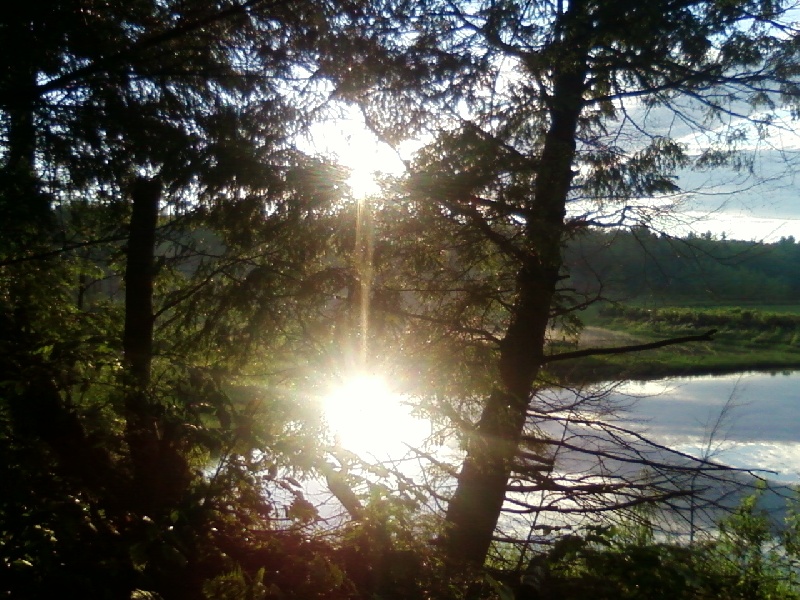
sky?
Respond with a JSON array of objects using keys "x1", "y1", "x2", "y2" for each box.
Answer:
[
  {"x1": 307, "y1": 101, "x2": 800, "y2": 242},
  {"x1": 658, "y1": 107, "x2": 800, "y2": 241}
]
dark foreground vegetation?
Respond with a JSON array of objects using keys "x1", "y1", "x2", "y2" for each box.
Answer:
[
  {"x1": 503, "y1": 490, "x2": 800, "y2": 600},
  {"x1": 4, "y1": 0, "x2": 800, "y2": 598}
]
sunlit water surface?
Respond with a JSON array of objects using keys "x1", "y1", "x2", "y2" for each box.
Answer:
[
  {"x1": 616, "y1": 371, "x2": 800, "y2": 483},
  {"x1": 310, "y1": 370, "x2": 799, "y2": 527}
]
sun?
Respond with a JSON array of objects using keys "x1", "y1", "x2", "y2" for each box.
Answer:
[
  {"x1": 305, "y1": 106, "x2": 407, "y2": 199},
  {"x1": 321, "y1": 373, "x2": 429, "y2": 458},
  {"x1": 346, "y1": 167, "x2": 381, "y2": 198}
]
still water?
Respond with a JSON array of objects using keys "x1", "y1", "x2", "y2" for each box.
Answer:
[
  {"x1": 614, "y1": 371, "x2": 800, "y2": 483},
  {"x1": 310, "y1": 371, "x2": 797, "y2": 527}
]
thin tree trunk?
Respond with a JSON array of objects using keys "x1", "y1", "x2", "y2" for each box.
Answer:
[
  {"x1": 124, "y1": 178, "x2": 160, "y2": 388},
  {"x1": 123, "y1": 177, "x2": 163, "y2": 513},
  {"x1": 1, "y1": 12, "x2": 48, "y2": 226},
  {"x1": 443, "y1": 1, "x2": 592, "y2": 566}
]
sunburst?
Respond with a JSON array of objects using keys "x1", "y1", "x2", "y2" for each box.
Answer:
[{"x1": 321, "y1": 373, "x2": 428, "y2": 457}]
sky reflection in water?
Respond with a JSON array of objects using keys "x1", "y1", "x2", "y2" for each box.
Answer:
[{"x1": 614, "y1": 372, "x2": 800, "y2": 482}]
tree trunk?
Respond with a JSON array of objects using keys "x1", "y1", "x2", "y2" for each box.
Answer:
[
  {"x1": 123, "y1": 178, "x2": 160, "y2": 389},
  {"x1": 1, "y1": 12, "x2": 49, "y2": 227},
  {"x1": 122, "y1": 177, "x2": 164, "y2": 513},
  {"x1": 443, "y1": 1, "x2": 592, "y2": 566}
]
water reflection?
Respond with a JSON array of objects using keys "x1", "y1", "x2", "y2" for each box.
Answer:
[{"x1": 614, "y1": 371, "x2": 800, "y2": 482}]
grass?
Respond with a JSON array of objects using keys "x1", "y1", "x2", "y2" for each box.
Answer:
[
  {"x1": 548, "y1": 303, "x2": 800, "y2": 383},
  {"x1": 617, "y1": 297, "x2": 800, "y2": 314}
]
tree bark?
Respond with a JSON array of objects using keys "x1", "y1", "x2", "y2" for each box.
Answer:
[
  {"x1": 443, "y1": 0, "x2": 592, "y2": 566},
  {"x1": 1, "y1": 12, "x2": 49, "y2": 228},
  {"x1": 122, "y1": 177, "x2": 164, "y2": 513},
  {"x1": 123, "y1": 177, "x2": 160, "y2": 389}
]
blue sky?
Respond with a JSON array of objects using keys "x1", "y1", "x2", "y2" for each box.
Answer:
[{"x1": 627, "y1": 103, "x2": 800, "y2": 241}]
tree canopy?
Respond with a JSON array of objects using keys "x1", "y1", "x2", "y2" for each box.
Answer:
[{"x1": 349, "y1": 0, "x2": 800, "y2": 566}]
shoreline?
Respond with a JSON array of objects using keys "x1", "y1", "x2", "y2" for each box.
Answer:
[
  {"x1": 549, "y1": 361, "x2": 800, "y2": 385},
  {"x1": 546, "y1": 323, "x2": 800, "y2": 384}
]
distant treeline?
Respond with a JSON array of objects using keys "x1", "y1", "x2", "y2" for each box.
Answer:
[{"x1": 565, "y1": 228, "x2": 800, "y2": 304}]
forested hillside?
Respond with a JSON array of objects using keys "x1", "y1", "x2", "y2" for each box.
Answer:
[{"x1": 567, "y1": 229, "x2": 800, "y2": 304}]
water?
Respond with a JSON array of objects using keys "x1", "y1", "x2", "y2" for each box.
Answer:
[
  {"x1": 615, "y1": 371, "x2": 800, "y2": 483},
  {"x1": 321, "y1": 370, "x2": 800, "y2": 491},
  {"x1": 309, "y1": 369, "x2": 799, "y2": 531},
  {"x1": 498, "y1": 371, "x2": 800, "y2": 537}
]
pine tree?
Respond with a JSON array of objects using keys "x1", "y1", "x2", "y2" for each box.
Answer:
[{"x1": 351, "y1": 0, "x2": 800, "y2": 567}]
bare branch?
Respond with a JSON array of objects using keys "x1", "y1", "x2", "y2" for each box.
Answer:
[{"x1": 543, "y1": 329, "x2": 717, "y2": 363}]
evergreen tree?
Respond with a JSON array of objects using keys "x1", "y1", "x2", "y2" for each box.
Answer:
[
  {"x1": 0, "y1": 1, "x2": 370, "y2": 597},
  {"x1": 348, "y1": 0, "x2": 800, "y2": 567}
]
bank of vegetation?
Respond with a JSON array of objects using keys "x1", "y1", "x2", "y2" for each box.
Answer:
[
  {"x1": 551, "y1": 230, "x2": 800, "y2": 382},
  {"x1": 491, "y1": 490, "x2": 800, "y2": 600}
]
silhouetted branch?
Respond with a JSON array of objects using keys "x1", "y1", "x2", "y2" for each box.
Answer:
[{"x1": 543, "y1": 329, "x2": 717, "y2": 363}]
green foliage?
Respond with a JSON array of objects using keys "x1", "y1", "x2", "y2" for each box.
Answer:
[
  {"x1": 522, "y1": 490, "x2": 800, "y2": 600},
  {"x1": 4, "y1": 0, "x2": 800, "y2": 598},
  {"x1": 566, "y1": 229, "x2": 800, "y2": 305},
  {"x1": 547, "y1": 300, "x2": 800, "y2": 382},
  {"x1": 699, "y1": 487, "x2": 800, "y2": 600},
  {"x1": 598, "y1": 305, "x2": 800, "y2": 339},
  {"x1": 0, "y1": 2, "x2": 365, "y2": 598},
  {"x1": 529, "y1": 526, "x2": 693, "y2": 600}
]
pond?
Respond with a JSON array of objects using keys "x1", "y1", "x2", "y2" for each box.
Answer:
[
  {"x1": 310, "y1": 370, "x2": 798, "y2": 528},
  {"x1": 616, "y1": 371, "x2": 800, "y2": 484}
]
